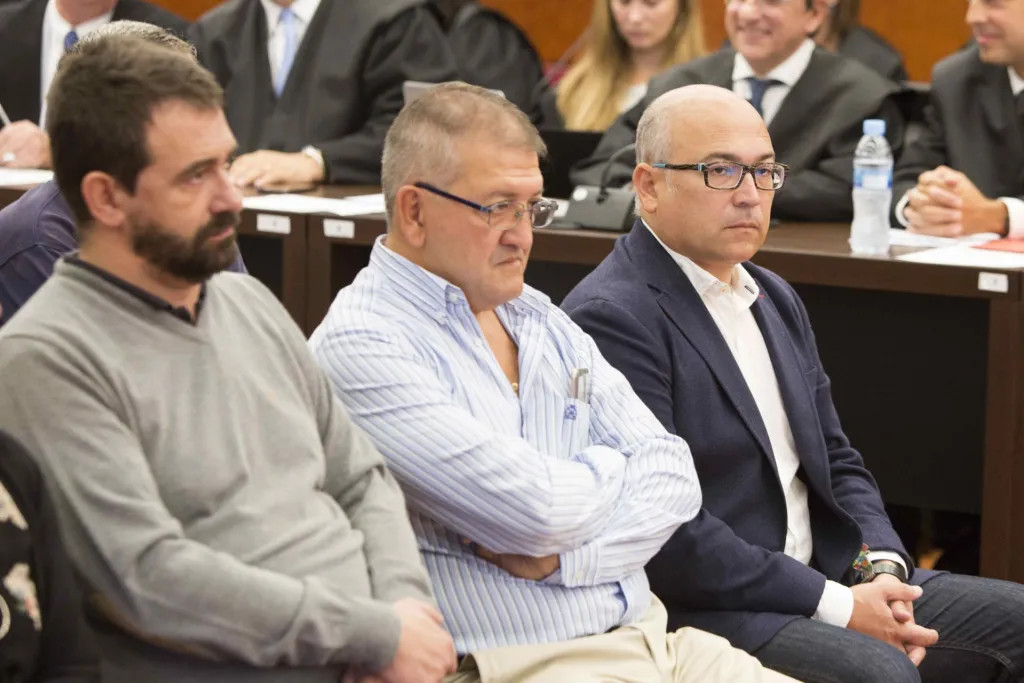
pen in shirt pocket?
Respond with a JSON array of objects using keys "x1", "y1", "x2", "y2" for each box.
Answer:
[{"x1": 570, "y1": 367, "x2": 590, "y2": 402}]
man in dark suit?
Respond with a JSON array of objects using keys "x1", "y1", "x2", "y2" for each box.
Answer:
[
  {"x1": 571, "y1": 0, "x2": 903, "y2": 222},
  {"x1": 0, "y1": 0, "x2": 188, "y2": 169},
  {"x1": 189, "y1": 0, "x2": 457, "y2": 189},
  {"x1": 562, "y1": 84, "x2": 1024, "y2": 682},
  {"x1": 893, "y1": 1, "x2": 1024, "y2": 238}
]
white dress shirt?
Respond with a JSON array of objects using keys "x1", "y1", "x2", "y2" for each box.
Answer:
[
  {"x1": 896, "y1": 66, "x2": 1024, "y2": 237},
  {"x1": 39, "y1": 0, "x2": 113, "y2": 126},
  {"x1": 310, "y1": 236, "x2": 702, "y2": 653},
  {"x1": 259, "y1": 0, "x2": 321, "y2": 89},
  {"x1": 644, "y1": 222, "x2": 909, "y2": 627},
  {"x1": 732, "y1": 38, "x2": 815, "y2": 127}
]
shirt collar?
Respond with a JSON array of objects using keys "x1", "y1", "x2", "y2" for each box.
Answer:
[
  {"x1": 368, "y1": 235, "x2": 549, "y2": 323},
  {"x1": 1009, "y1": 66, "x2": 1024, "y2": 96},
  {"x1": 642, "y1": 220, "x2": 760, "y2": 308},
  {"x1": 64, "y1": 256, "x2": 206, "y2": 324},
  {"x1": 259, "y1": 0, "x2": 320, "y2": 28},
  {"x1": 732, "y1": 38, "x2": 815, "y2": 87},
  {"x1": 45, "y1": 0, "x2": 114, "y2": 39}
]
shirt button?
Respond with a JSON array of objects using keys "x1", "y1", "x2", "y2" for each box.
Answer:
[{"x1": 446, "y1": 292, "x2": 458, "y2": 303}]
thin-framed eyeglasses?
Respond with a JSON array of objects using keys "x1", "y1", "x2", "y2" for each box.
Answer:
[
  {"x1": 414, "y1": 182, "x2": 559, "y2": 230},
  {"x1": 651, "y1": 161, "x2": 789, "y2": 191}
]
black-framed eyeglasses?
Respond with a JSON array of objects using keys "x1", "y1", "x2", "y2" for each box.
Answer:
[
  {"x1": 414, "y1": 182, "x2": 559, "y2": 231},
  {"x1": 651, "y1": 162, "x2": 789, "y2": 191}
]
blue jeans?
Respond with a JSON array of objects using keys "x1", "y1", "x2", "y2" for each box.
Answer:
[{"x1": 753, "y1": 573, "x2": 1024, "y2": 682}]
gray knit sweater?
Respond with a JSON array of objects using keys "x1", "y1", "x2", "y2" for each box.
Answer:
[{"x1": 0, "y1": 261, "x2": 431, "y2": 681}]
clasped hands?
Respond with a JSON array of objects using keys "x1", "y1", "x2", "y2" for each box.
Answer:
[
  {"x1": 849, "y1": 573, "x2": 939, "y2": 667},
  {"x1": 904, "y1": 165, "x2": 1007, "y2": 237},
  {"x1": 0, "y1": 120, "x2": 51, "y2": 169}
]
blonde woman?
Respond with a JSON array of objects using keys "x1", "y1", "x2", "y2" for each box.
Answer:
[{"x1": 557, "y1": 0, "x2": 705, "y2": 131}]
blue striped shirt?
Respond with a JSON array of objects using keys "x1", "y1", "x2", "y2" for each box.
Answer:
[{"x1": 309, "y1": 237, "x2": 701, "y2": 654}]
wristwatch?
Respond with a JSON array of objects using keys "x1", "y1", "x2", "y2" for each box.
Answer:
[
  {"x1": 870, "y1": 559, "x2": 908, "y2": 583},
  {"x1": 300, "y1": 145, "x2": 326, "y2": 179}
]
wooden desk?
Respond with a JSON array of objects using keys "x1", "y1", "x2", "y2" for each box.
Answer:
[{"x1": 309, "y1": 217, "x2": 1024, "y2": 584}]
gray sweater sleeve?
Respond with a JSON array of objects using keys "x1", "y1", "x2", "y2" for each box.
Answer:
[
  {"x1": 0, "y1": 339, "x2": 401, "y2": 671},
  {"x1": 316, "y1": 373, "x2": 434, "y2": 606}
]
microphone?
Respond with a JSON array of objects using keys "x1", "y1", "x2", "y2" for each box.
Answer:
[
  {"x1": 598, "y1": 143, "x2": 636, "y2": 200},
  {"x1": 562, "y1": 142, "x2": 636, "y2": 232}
]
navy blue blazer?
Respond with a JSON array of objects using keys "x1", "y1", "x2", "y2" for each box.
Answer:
[{"x1": 562, "y1": 221, "x2": 931, "y2": 653}]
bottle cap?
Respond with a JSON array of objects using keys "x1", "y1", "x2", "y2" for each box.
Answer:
[{"x1": 863, "y1": 119, "x2": 886, "y2": 136}]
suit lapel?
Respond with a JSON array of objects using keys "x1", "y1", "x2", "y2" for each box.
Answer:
[
  {"x1": 766, "y1": 52, "x2": 827, "y2": 159},
  {"x1": 749, "y1": 290, "x2": 829, "y2": 495},
  {"x1": 0, "y1": 0, "x2": 46, "y2": 124},
  {"x1": 973, "y1": 64, "x2": 1024, "y2": 190},
  {"x1": 624, "y1": 223, "x2": 779, "y2": 479},
  {"x1": 705, "y1": 50, "x2": 735, "y2": 89}
]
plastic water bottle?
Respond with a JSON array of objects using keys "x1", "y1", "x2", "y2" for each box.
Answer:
[{"x1": 849, "y1": 119, "x2": 893, "y2": 255}]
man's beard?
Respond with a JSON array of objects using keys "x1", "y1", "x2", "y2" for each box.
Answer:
[{"x1": 131, "y1": 211, "x2": 241, "y2": 284}]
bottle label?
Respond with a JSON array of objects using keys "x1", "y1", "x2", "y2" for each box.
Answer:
[{"x1": 854, "y1": 167, "x2": 892, "y2": 190}]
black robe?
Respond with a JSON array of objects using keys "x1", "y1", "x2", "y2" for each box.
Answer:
[{"x1": 190, "y1": 0, "x2": 459, "y2": 184}]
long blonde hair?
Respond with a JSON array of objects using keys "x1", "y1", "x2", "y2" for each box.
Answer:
[{"x1": 557, "y1": 0, "x2": 705, "y2": 131}]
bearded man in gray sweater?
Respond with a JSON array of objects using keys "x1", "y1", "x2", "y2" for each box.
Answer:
[{"x1": 0, "y1": 32, "x2": 456, "y2": 683}]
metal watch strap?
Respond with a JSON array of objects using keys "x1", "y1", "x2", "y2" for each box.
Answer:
[{"x1": 870, "y1": 559, "x2": 908, "y2": 583}]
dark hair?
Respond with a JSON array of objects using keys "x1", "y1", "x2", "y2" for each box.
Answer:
[
  {"x1": 825, "y1": 0, "x2": 859, "y2": 43},
  {"x1": 46, "y1": 36, "x2": 223, "y2": 227}
]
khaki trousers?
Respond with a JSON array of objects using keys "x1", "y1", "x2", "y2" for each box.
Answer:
[{"x1": 444, "y1": 596, "x2": 797, "y2": 683}]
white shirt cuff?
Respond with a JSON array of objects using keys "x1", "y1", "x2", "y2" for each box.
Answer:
[
  {"x1": 812, "y1": 580, "x2": 854, "y2": 627},
  {"x1": 999, "y1": 197, "x2": 1024, "y2": 239},
  {"x1": 895, "y1": 192, "x2": 912, "y2": 228},
  {"x1": 866, "y1": 550, "x2": 908, "y2": 577}
]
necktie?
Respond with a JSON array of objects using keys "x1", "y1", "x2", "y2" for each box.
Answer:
[
  {"x1": 274, "y1": 7, "x2": 297, "y2": 97},
  {"x1": 64, "y1": 29, "x2": 79, "y2": 52},
  {"x1": 747, "y1": 77, "x2": 781, "y2": 118}
]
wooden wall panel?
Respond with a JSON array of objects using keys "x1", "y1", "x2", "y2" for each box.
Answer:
[{"x1": 151, "y1": 0, "x2": 972, "y2": 82}]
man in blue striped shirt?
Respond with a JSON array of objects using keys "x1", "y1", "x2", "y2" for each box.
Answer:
[{"x1": 310, "y1": 82, "x2": 794, "y2": 682}]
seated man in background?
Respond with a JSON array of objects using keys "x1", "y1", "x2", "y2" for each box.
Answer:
[
  {"x1": 189, "y1": 0, "x2": 457, "y2": 189},
  {"x1": 893, "y1": 0, "x2": 1024, "y2": 238},
  {"x1": 0, "y1": 0, "x2": 188, "y2": 169},
  {"x1": 563, "y1": 84, "x2": 1024, "y2": 683},
  {"x1": 572, "y1": 0, "x2": 903, "y2": 222},
  {"x1": 0, "y1": 21, "x2": 245, "y2": 328},
  {"x1": 0, "y1": 35, "x2": 454, "y2": 683},
  {"x1": 310, "y1": 82, "x2": 793, "y2": 683}
]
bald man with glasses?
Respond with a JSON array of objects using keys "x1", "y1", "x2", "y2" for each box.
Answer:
[
  {"x1": 564, "y1": 83, "x2": 1024, "y2": 683},
  {"x1": 310, "y1": 82, "x2": 793, "y2": 683}
]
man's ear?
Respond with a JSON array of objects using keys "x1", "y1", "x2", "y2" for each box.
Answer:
[
  {"x1": 804, "y1": 0, "x2": 831, "y2": 36},
  {"x1": 393, "y1": 184, "x2": 428, "y2": 248},
  {"x1": 633, "y1": 163, "x2": 660, "y2": 215},
  {"x1": 80, "y1": 171, "x2": 129, "y2": 230}
]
